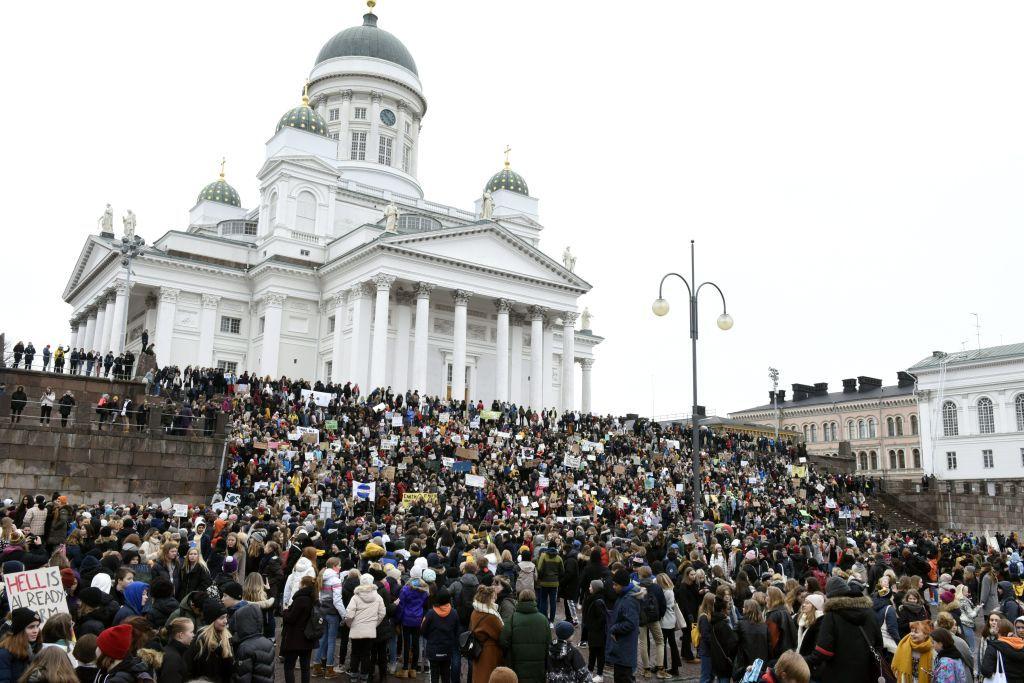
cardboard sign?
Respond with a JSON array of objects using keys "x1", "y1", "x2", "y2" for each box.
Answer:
[
  {"x1": 613, "y1": 465, "x2": 625, "y2": 475},
  {"x1": 3, "y1": 567, "x2": 69, "y2": 623},
  {"x1": 392, "y1": 415, "x2": 404, "y2": 427},
  {"x1": 383, "y1": 466, "x2": 396, "y2": 481},
  {"x1": 319, "y1": 501, "x2": 333, "y2": 521},
  {"x1": 456, "y1": 446, "x2": 480, "y2": 461},
  {"x1": 465, "y1": 474, "x2": 486, "y2": 488},
  {"x1": 224, "y1": 492, "x2": 241, "y2": 506},
  {"x1": 324, "y1": 420, "x2": 338, "y2": 431},
  {"x1": 172, "y1": 504, "x2": 188, "y2": 518},
  {"x1": 400, "y1": 492, "x2": 437, "y2": 509}
]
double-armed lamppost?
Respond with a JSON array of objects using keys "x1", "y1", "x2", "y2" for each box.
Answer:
[
  {"x1": 652, "y1": 240, "x2": 732, "y2": 539},
  {"x1": 769, "y1": 367, "x2": 780, "y2": 444},
  {"x1": 119, "y1": 233, "x2": 145, "y2": 353}
]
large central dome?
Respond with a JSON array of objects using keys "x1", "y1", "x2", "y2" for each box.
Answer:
[{"x1": 315, "y1": 12, "x2": 418, "y2": 75}]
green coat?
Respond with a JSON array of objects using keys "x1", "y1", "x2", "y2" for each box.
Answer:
[
  {"x1": 536, "y1": 551, "x2": 564, "y2": 588},
  {"x1": 499, "y1": 599, "x2": 550, "y2": 683}
]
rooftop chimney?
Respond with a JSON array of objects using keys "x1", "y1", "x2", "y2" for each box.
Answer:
[
  {"x1": 842, "y1": 378, "x2": 857, "y2": 393},
  {"x1": 932, "y1": 350, "x2": 945, "y2": 358},
  {"x1": 768, "y1": 390, "x2": 776, "y2": 404},
  {"x1": 813, "y1": 382, "x2": 829, "y2": 396},
  {"x1": 776, "y1": 390, "x2": 786, "y2": 402},
  {"x1": 897, "y1": 371, "x2": 915, "y2": 388},
  {"x1": 792, "y1": 383, "x2": 814, "y2": 401},
  {"x1": 858, "y1": 376, "x2": 883, "y2": 392}
]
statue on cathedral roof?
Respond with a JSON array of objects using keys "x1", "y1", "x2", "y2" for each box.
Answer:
[
  {"x1": 562, "y1": 246, "x2": 576, "y2": 272},
  {"x1": 98, "y1": 203, "x2": 113, "y2": 234},
  {"x1": 383, "y1": 202, "x2": 399, "y2": 233},
  {"x1": 481, "y1": 190, "x2": 494, "y2": 219},
  {"x1": 122, "y1": 209, "x2": 137, "y2": 240}
]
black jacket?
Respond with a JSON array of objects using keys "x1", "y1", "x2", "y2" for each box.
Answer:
[
  {"x1": 147, "y1": 596, "x2": 179, "y2": 630},
  {"x1": 734, "y1": 621, "x2": 770, "y2": 677},
  {"x1": 980, "y1": 638, "x2": 1024, "y2": 682},
  {"x1": 232, "y1": 604, "x2": 275, "y2": 683},
  {"x1": 806, "y1": 594, "x2": 882, "y2": 683},
  {"x1": 280, "y1": 585, "x2": 317, "y2": 653},
  {"x1": 185, "y1": 632, "x2": 233, "y2": 682},
  {"x1": 708, "y1": 612, "x2": 738, "y2": 676},
  {"x1": 581, "y1": 592, "x2": 608, "y2": 644},
  {"x1": 159, "y1": 640, "x2": 188, "y2": 683}
]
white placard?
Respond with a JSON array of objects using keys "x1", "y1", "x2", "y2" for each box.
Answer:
[
  {"x1": 160, "y1": 498, "x2": 172, "y2": 512},
  {"x1": 319, "y1": 501, "x2": 333, "y2": 521},
  {"x1": 438, "y1": 413, "x2": 450, "y2": 424},
  {"x1": 300, "y1": 389, "x2": 333, "y2": 407},
  {"x1": 799, "y1": 457, "x2": 807, "y2": 463},
  {"x1": 465, "y1": 474, "x2": 486, "y2": 488},
  {"x1": 352, "y1": 481, "x2": 377, "y2": 501},
  {"x1": 224, "y1": 492, "x2": 241, "y2": 506},
  {"x1": 496, "y1": 431, "x2": 511, "y2": 439},
  {"x1": 374, "y1": 402, "x2": 387, "y2": 412},
  {"x1": 172, "y1": 504, "x2": 188, "y2": 518},
  {"x1": 392, "y1": 415, "x2": 403, "y2": 427},
  {"x1": 538, "y1": 476, "x2": 550, "y2": 489},
  {"x1": 3, "y1": 567, "x2": 69, "y2": 623}
]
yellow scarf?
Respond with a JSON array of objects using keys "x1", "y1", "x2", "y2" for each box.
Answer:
[{"x1": 892, "y1": 635, "x2": 933, "y2": 683}]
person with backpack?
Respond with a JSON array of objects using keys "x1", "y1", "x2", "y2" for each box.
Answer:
[
  {"x1": 281, "y1": 575, "x2": 317, "y2": 683},
  {"x1": 636, "y1": 565, "x2": 668, "y2": 679},
  {"x1": 582, "y1": 579, "x2": 608, "y2": 680},
  {"x1": 998, "y1": 581, "x2": 1024, "y2": 622},
  {"x1": 536, "y1": 545, "x2": 565, "y2": 623},
  {"x1": 420, "y1": 589, "x2": 460, "y2": 683},
  {"x1": 606, "y1": 569, "x2": 643, "y2": 683},
  {"x1": 546, "y1": 620, "x2": 589, "y2": 683},
  {"x1": 516, "y1": 549, "x2": 537, "y2": 595}
]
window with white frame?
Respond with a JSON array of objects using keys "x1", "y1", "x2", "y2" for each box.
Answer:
[
  {"x1": 296, "y1": 191, "x2": 317, "y2": 232},
  {"x1": 268, "y1": 191, "x2": 278, "y2": 225},
  {"x1": 803, "y1": 425, "x2": 809, "y2": 441},
  {"x1": 946, "y1": 451, "x2": 957, "y2": 470},
  {"x1": 353, "y1": 107, "x2": 367, "y2": 120},
  {"x1": 325, "y1": 360, "x2": 333, "y2": 381},
  {"x1": 810, "y1": 424, "x2": 817, "y2": 443},
  {"x1": 889, "y1": 450, "x2": 897, "y2": 469},
  {"x1": 896, "y1": 416, "x2": 904, "y2": 436},
  {"x1": 859, "y1": 453, "x2": 867, "y2": 470},
  {"x1": 897, "y1": 449, "x2": 906, "y2": 469},
  {"x1": 858, "y1": 419, "x2": 866, "y2": 439},
  {"x1": 910, "y1": 414, "x2": 918, "y2": 435},
  {"x1": 258, "y1": 316, "x2": 265, "y2": 334},
  {"x1": 847, "y1": 420, "x2": 855, "y2": 440},
  {"x1": 330, "y1": 132, "x2": 339, "y2": 141},
  {"x1": 983, "y1": 449, "x2": 994, "y2": 469},
  {"x1": 886, "y1": 417, "x2": 895, "y2": 437},
  {"x1": 942, "y1": 401, "x2": 958, "y2": 436},
  {"x1": 328, "y1": 316, "x2": 336, "y2": 333},
  {"x1": 350, "y1": 131, "x2": 367, "y2": 160},
  {"x1": 329, "y1": 108, "x2": 339, "y2": 121},
  {"x1": 978, "y1": 397, "x2": 995, "y2": 434},
  {"x1": 870, "y1": 451, "x2": 878, "y2": 469},
  {"x1": 1016, "y1": 394, "x2": 1024, "y2": 431},
  {"x1": 402, "y1": 144, "x2": 411, "y2": 172},
  {"x1": 219, "y1": 316, "x2": 241, "y2": 334},
  {"x1": 378, "y1": 135, "x2": 393, "y2": 165},
  {"x1": 869, "y1": 417, "x2": 877, "y2": 438},
  {"x1": 913, "y1": 449, "x2": 921, "y2": 468},
  {"x1": 216, "y1": 360, "x2": 238, "y2": 374}
]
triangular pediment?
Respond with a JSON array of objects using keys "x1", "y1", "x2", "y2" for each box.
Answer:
[
  {"x1": 62, "y1": 236, "x2": 115, "y2": 301},
  {"x1": 380, "y1": 223, "x2": 590, "y2": 290}
]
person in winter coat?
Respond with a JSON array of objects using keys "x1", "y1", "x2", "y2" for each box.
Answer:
[
  {"x1": 708, "y1": 595, "x2": 739, "y2": 682},
  {"x1": 114, "y1": 581, "x2": 148, "y2": 625},
  {"x1": 930, "y1": 625, "x2": 970, "y2": 683},
  {"x1": 420, "y1": 589, "x2": 460, "y2": 683},
  {"x1": 184, "y1": 600, "x2": 233, "y2": 682},
  {"x1": 734, "y1": 599, "x2": 770, "y2": 680},
  {"x1": 0, "y1": 608, "x2": 41, "y2": 683},
  {"x1": 796, "y1": 593, "x2": 824, "y2": 658},
  {"x1": 150, "y1": 542, "x2": 181, "y2": 598},
  {"x1": 469, "y1": 584, "x2": 504, "y2": 683},
  {"x1": 500, "y1": 589, "x2": 550, "y2": 683},
  {"x1": 999, "y1": 581, "x2": 1023, "y2": 622},
  {"x1": 980, "y1": 617, "x2": 1024, "y2": 682},
  {"x1": 547, "y1": 620, "x2": 589, "y2": 681},
  {"x1": 559, "y1": 543, "x2": 582, "y2": 624},
  {"x1": 231, "y1": 603, "x2": 275, "y2": 683},
  {"x1": 764, "y1": 586, "x2": 797, "y2": 665},
  {"x1": 280, "y1": 576, "x2": 317, "y2": 683},
  {"x1": 582, "y1": 579, "x2": 608, "y2": 677},
  {"x1": 395, "y1": 576, "x2": 430, "y2": 678},
  {"x1": 896, "y1": 589, "x2": 929, "y2": 639},
  {"x1": 606, "y1": 569, "x2": 643, "y2": 682},
  {"x1": 283, "y1": 556, "x2": 316, "y2": 609},
  {"x1": 177, "y1": 547, "x2": 212, "y2": 601},
  {"x1": 75, "y1": 586, "x2": 118, "y2": 636},
  {"x1": 21, "y1": 497, "x2": 48, "y2": 538},
  {"x1": 805, "y1": 576, "x2": 882, "y2": 683},
  {"x1": 344, "y1": 574, "x2": 385, "y2": 681},
  {"x1": 657, "y1": 572, "x2": 684, "y2": 677},
  {"x1": 516, "y1": 549, "x2": 537, "y2": 596},
  {"x1": 8, "y1": 385, "x2": 27, "y2": 424},
  {"x1": 535, "y1": 546, "x2": 565, "y2": 622},
  {"x1": 159, "y1": 618, "x2": 194, "y2": 683},
  {"x1": 94, "y1": 623, "x2": 155, "y2": 683},
  {"x1": 145, "y1": 577, "x2": 179, "y2": 630},
  {"x1": 312, "y1": 557, "x2": 347, "y2": 679},
  {"x1": 165, "y1": 590, "x2": 206, "y2": 633},
  {"x1": 58, "y1": 391, "x2": 76, "y2": 427}
]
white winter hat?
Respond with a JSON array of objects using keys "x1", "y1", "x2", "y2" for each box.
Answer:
[{"x1": 360, "y1": 573, "x2": 374, "y2": 586}]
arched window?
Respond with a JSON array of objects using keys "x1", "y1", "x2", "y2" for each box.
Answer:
[
  {"x1": 912, "y1": 448, "x2": 921, "y2": 468},
  {"x1": 859, "y1": 453, "x2": 867, "y2": 470},
  {"x1": 889, "y1": 450, "x2": 897, "y2": 469},
  {"x1": 897, "y1": 449, "x2": 906, "y2": 469},
  {"x1": 832, "y1": 422, "x2": 838, "y2": 440},
  {"x1": 803, "y1": 425, "x2": 809, "y2": 441},
  {"x1": 868, "y1": 417, "x2": 877, "y2": 438},
  {"x1": 870, "y1": 451, "x2": 878, "y2": 470},
  {"x1": 910, "y1": 414, "x2": 919, "y2": 435},
  {"x1": 1016, "y1": 394, "x2": 1024, "y2": 432},
  {"x1": 295, "y1": 191, "x2": 317, "y2": 232},
  {"x1": 858, "y1": 419, "x2": 866, "y2": 439},
  {"x1": 978, "y1": 397, "x2": 995, "y2": 434},
  {"x1": 942, "y1": 401, "x2": 958, "y2": 437},
  {"x1": 810, "y1": 424, "x2": 817, "y2": 443},
  {"x1": 886, "y1": 417, "x2": 895, "y2": 437},
  {"x1": 895, "y1": 416, "x2": 904, "y2": 436},
  {"x1": 268, "y1": 191, "x2": 278, "y2": 226},
  {"x1": 847, "y1": 420, "x2": 855, "y2": 440}
]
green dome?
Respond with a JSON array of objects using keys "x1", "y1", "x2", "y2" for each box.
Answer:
[
  {"x1": 485, "y1": 166, "x2": 529, "y2": 196},
  {"x1": 316, "y1": 13, "x2": 418, "y2": 75},
  {"x1": 276, "y1": 98, "x2": 329, "y2": 137},
  {"x1": 198, "y1": 177, "x2": 240, "y2": 207}
]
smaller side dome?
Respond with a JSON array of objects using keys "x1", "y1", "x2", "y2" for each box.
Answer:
[
  {"x1": 198, "y1": 160, "x2": 241, "y2": 207},
  {"x1": 484, "y1": 148, "x2": 529, "y2": 196},
  {"x1": 276, "y1": 88, "x2": 329, "y2": 137}
]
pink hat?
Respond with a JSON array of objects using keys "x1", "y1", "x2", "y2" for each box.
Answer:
[
  {"x1": 744, "y1": 550, "x2": 756, "y2": 561},
  {"x1": 940, "y1": 590, "x2": 955, "y2": 604}
]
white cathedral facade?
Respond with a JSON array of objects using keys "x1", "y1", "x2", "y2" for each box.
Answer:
[{"x1": 61, "y1": 7, "x2": 601, "y2": 412}]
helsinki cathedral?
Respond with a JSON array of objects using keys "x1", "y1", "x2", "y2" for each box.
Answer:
[{"x1": 61, "y1": 2, "x2": 601, "y2": 412}]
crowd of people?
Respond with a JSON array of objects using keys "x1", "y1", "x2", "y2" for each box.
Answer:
[
  {"x1": 7, "y1": 340, "x2": 139, "y2": 382},
  {"x1": 0, "y1": 369, "x2": 1023, "y2": 683}
]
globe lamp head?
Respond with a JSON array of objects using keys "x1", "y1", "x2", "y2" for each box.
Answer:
[
  {"x1": 652, "y1": 298, "x2": 670, "y2": 317},
  {"x1": 717, "y1": 313, "x2": 734, "y2": 331}
]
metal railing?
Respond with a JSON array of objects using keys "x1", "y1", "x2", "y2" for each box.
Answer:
[{"x1": 4, "y1": 398, "x2": 221, "y2": 438}]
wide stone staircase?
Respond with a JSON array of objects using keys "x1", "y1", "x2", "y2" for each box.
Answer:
[{"x1": 869, "y1": 490, "x2": 940, "y2": 531}]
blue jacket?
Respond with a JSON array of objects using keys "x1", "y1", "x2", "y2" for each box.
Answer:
[
  {"x1": 397, "y1": 581, "x2": 430, "y2": 628},
  {"x1": 606, "y1": 583, "x2": 643, "y2": 668},
  {"x1": 0, "y1": 647, "x2": 29, "y2": 683}
]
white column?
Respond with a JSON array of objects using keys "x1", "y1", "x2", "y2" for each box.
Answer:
[
  {"x1": 369, "y1": 92, "x2": 382, "y2": 165},
  {"x1": 369, "y1": 273, "x2": 395, "y2": 390},
  {"x1": 330, "y1": 291, "x2": 347, "y2": 383},
  {"x1": 411, "y1": 283, "x2": 433, "y2": 393},
  {"x1": 561, "y1": 312, "x2": 577, "y2": 411},
  {"x1": 529, "y1": 306, "x2": 545, "y2": 410},
  {"x1": 543, "y1": 321, "x2": 555, "y2": 410},
  {"x1": 393, "y1": 291, "x2": 413, "y2": 392},
  {"x1": 348, "y1": 284, "x2": 372, "y2": 390},
  {"x1": 494, "y1": 299, "x2": 512, "y2": 402},
  {"x1": 581, "y1": 358, "x2": 594, "y2": 414},
  {"x1": 259, "y1": 292, "x2": 285, "y2": 378},
  {"x1": 510, "y1": 314, "x2": 524, "y2": 405},
  {"x1": 93, "y1": 295, "x2": 108, "y2": 352},
  {"x1": 197, "y1": 294, "x2": 220, "y2": 367},
  {"x1": 109, "y1": 281, "x2": 129, "y2": 354},
  {"x1": 410, "y1": 114, "x2": 421, "y2": 177},
  {"x1": 83, "y1": 309, "x2": 98, "y2": 351},
  {"x1": 100, "y1": 293, "x2": 116, "y2": 353},
  {"x1": 153, "y1": 287, "x2": 179, "y2": 366},
  {"x1": 452, "y1": 290, "x2": 472, "y2": 402},
  {"x1": 338, "y1": 90, "x2": 353, "y2": 160}
]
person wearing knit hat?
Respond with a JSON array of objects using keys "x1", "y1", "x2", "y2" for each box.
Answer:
[
  {"x1": 96, "y1": 623, "x2": 133, "y2": 661},
  {"x1": 824, "y1": 576, "x2": 849, "y2": 598},
  {"x1": 202, "y1": 599, "x2": 228, "y2": 625},
  {"x1": 0, "y1": 608, "x2": 40, "y2": 683},
  {"x1": 60, "y1": 567, "x2": 78, "y2": 592},
  {"x1": 1, "y1": 560, "x2": 25, "y2": 576},
  {"x1": 554, "y1": 620, "x2": 574, "y2": 641}
]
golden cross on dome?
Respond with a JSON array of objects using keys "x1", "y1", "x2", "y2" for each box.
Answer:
[
  {"x1": 302, "y1": 82, "x2": 310, "y2": 106},
  {"x1": 219, "y1": 157, "x2": 226, "y2": 180},
  {"x1": 504, "y1": 145, "x2": 511, "y2": 169},
  {"x1": 367, "y1": 0, "x2": 376, "y2": 12}
]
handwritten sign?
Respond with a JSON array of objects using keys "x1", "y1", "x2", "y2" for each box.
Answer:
[
  {"x1": 172, "y1": 504, "x2": 188, "y2": 518},
  {"x1": 465, "y1": 474, "x2": 486, "y2": 488},
  {"x1": 3, "y1": 567, "x2": 69, "y2": 623},
  {"x1": 224, "y1": 492, "x2": 241, "y2": 506}
]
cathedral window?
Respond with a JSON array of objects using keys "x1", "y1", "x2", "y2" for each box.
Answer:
[
  {"x1": 942, "y1": 400, "x2": 958, "y2": 436},
  {"x1": 402, "y1": 144, "x2": 411, "y2": 172},
  {"x1": 379, "y1": 136, "x2": 393, "y2": 165},
  {"x1": 978, "y1": 397, "x2": 995, "y2": 434},
  {"x1": 330, "y1": 132, "x2": 339, "y2": 141},
  {"x1": 354, "y1": 107, "x2": 367, "y2": 120},
  {"x1": 219, "y1": 316, "x2": 241, "y2": 334},
  {"x1": 329, "y1": 108, "x2": 339, "y2": 121},
  {"x1": 350, "y1": 131, "x2": 367, "y2": 160},
  {"x1": 296, "y1": 191, "x2": 317, "y2": 232}
]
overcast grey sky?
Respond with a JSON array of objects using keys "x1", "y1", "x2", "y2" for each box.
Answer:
[{"x1": 2, "y1": 1, "x2": 1023, "y2": 417}]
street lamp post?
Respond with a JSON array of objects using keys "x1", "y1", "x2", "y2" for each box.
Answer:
[
  {"x1": 769, "y1": 367, "x2": 780, "y2": 445},
  {"x1": 119, "y1": 234, "x2": 145, "y2": 353},
  {"x1": 652, "y1": 240, "x2": 732, "y2": 541}
]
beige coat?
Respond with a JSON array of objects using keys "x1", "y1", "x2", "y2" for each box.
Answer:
[{"x1": 345, "y1": 584, "x2": 386, "y2": 640}]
